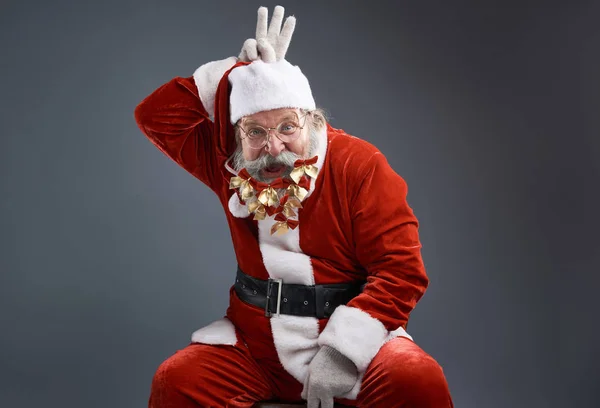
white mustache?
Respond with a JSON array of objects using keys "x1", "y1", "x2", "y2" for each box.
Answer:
[{"x1": 243, "y1": 150, "x2": 300, "y2": 174}]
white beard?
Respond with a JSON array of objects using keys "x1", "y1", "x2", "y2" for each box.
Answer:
[{"x1": 229, "y1": 127, "x2": 320, "y2": 211}]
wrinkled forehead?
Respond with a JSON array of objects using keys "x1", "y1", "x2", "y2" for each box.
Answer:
[{"x1": 242, "y1": 108, "x2": 301, "y2": 127}]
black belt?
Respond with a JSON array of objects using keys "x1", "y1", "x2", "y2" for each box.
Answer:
[{"x1": 234, "y1": 266, "x2": 365, "y2": 319}]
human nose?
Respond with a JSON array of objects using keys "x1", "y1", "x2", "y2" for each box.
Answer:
[{"x1": 264, "y1": 130, "x2": 285, "y2": 156}]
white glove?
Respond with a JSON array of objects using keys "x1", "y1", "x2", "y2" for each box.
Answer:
[
  {"x1": 194, "y1": 6, "x2": 296, "y2": 119},
  {"x1": 302, "y1": 346, "x2": 358, "y2": 408},
  {"x1": 238, "y1": 5, "x2": 296, "y2": 63}
]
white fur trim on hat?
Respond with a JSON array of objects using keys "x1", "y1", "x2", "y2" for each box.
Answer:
[
  {"x1": 228, "y1": 59, "x2": 316, "y2": 124},
  {"x1": 193, "y1": 56, "x2": 237, "y2": 121}
]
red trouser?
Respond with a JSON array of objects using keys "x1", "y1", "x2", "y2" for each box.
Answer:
[{"x1": 148, "y1": 336, "x2": 453, "y2": 407}]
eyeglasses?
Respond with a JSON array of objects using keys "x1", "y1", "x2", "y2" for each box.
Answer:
[{"x1": 237, "y1": 114, "x2": 308, "y2": 150}]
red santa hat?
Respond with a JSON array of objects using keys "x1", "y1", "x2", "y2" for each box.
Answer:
[{"x1": 228, "y1": 59, "x2": 316, "y2": 124}]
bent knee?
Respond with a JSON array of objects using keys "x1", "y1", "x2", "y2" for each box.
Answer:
[
  {"x1": 370, "y1": 338, "x2": 451, "y2": 405},
  {"x1": 151, "y1": 345, "x2": 205, "y2": 395},
  {"x1": 388, "y1": 341, "x2": 446, "y2": 382}
]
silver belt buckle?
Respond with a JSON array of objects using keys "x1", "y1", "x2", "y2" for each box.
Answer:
[{"x1": 265, "y1": 278, "x2": 283, "y2": 317}]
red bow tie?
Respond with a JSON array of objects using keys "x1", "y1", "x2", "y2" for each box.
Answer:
[
  {"x1": 237, "y1": 168, "x2": 252, "y2": 180},
  {"x1": 293, "y1": 156, "x2": 318, "y2": 168},
  {"x1": 297, "y1": 176, "x2": 311, "y2": 190},
  {"x1": 251, "y1": 178, "x2": 291, "y2": 193},
  {"x1": 274, "y1": 212, "x2": 300, "y2": 229}
]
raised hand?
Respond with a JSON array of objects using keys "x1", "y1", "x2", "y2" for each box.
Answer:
[{"x1": 238, "y1": 5, "x2": 296, "y2": 63}]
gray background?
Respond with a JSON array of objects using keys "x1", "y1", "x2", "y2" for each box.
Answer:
[{"x1": 1, "y1": 0, "x2": 599, "y2": 407}]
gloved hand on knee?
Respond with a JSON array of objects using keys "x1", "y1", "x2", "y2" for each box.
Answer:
[{"x1": 302, "y1": 346, "x2": 358, "y2": 408}]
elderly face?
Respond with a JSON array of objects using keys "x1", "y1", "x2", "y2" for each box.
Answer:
[{"x1": 235, "y1": 108, "x2": 311, "y2": 181}]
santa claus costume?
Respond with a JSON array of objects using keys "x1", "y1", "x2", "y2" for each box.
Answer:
[{"x1": 134, "y1": 7, "x2": 453, "y2": 408}]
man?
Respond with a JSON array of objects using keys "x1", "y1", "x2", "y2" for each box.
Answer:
[{"x1": 135, "y1": 6, "x2": 453, "y2": 408}]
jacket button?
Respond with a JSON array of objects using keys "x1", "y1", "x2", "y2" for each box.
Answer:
[
  {"x1": 303, "y1": 300, "x2": 308, "y2": 305},
  {"x1": 325, "y1": 302, "x2": 329, "y2": 307}
]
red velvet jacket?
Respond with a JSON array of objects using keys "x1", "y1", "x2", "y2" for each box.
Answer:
[{"x1": 134, "y1": 63, "x2": 428, "y2": 399}]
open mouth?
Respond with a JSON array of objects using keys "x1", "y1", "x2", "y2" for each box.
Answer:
[{"x1": 261, "y1": 164, "x2": 286, "y2": 178}]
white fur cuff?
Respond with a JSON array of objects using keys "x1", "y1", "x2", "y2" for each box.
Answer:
[
  {"x1": 191, "y1": 317, "x2": 238, "y2": 345},
  {"x1": 228, "y1": 192, "x2": 250, "y2": 218},
  {"x1": 192, "y1": 56, "x2": 238, "y2": 120},
  {"x1": 317, "y1": 305, "x2": 388, "y2": 373}
]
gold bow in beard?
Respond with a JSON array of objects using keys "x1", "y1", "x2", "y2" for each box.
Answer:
[
  {"x1": 271, "y1": 221, "x2": 289, "y2": 236},
  {"x1": 282, "y1": 196, "x2": 302, "y2": 218},
  {"x1": 271, "y1": 214, "x2": 299, "y2": 236},
  {"x1": 229, "y1": 177, "x2": 254, "y2": 200},
  {"x1": 258, "y1": 186, "x2": 279, "y2": 207},
  {"x1": 286, "y1": 184, "x2": 308, "y2": 201},
  {"x1": 247, "y1": 200, "x2": 267, "y2": 220},
  {"x1": 290, "y1": 163, "x2": 319, "y2": 184}
]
